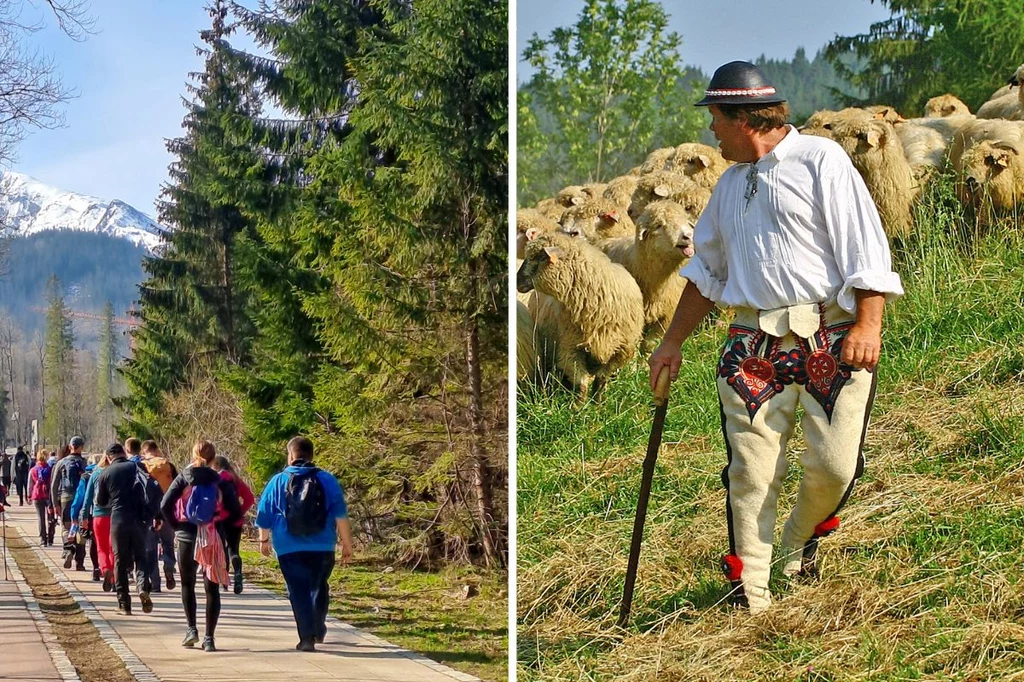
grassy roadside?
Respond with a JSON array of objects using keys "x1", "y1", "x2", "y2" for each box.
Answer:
[
  {"x1": 517, "y1": 178, "x2": 1024, "y2": 680},
  {"x1": 240, "y1": 542, "x2": 508, "y2": 682},
  {"x1": 4, "y1": 528, "x2": 136, "y2": 682}
]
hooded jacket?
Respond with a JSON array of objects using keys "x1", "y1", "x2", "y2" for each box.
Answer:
[
  {"x1": 93, "y1": 456, "x2": 161, "y2": 523},
  {"x1": 160, "y1": 464, "x2": 242, "y2": 541}
]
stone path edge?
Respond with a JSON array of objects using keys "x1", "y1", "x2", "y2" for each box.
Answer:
[
  {"x1": 13, "y1": 523, "x2": 161, "y2": 682},
  {"x1": 3, "y1": 520, "x2": 83, "y2": 682}
]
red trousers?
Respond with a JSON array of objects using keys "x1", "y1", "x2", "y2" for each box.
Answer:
[{"x1": 94, "y1": 516, "x2": 114, "y2": 574}]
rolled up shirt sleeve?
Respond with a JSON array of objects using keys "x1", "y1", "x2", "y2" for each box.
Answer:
[
  {"x1": 821, "y1": 151, "x2": 904, "y2": 314},
  {"x1": 679, "y1": 194, "x2": 727, "y2": 303}
]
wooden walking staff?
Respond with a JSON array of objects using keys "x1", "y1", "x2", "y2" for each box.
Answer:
[{"x1": 618, "y1": 366, "x2": 671, "y2": 627}]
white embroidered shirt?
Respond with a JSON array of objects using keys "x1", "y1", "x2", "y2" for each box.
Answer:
[{"x1": 679, "y1": 126, "x2": 904, "y2": 314}]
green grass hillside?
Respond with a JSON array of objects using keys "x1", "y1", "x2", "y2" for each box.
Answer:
[{"x1": 516, "y1": 175, "x2": 1024, "y2": 681}]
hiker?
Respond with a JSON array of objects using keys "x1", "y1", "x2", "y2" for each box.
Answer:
[
  {"x1": 49, "y1": 441, "x2": 75, "y2": 521},
  {"x1": 14, "y1": 446, "x2": 30, "y2": 505},
  {"x1": 55, "y1": 437, "x2": 87, "y2": 570},
  {"x1": 212, "y1": 454, "x2": 254, "y2": 594},
  {"x1": 648, "y1": 61, "x2": 903, "y2": 614},
  {"x1": 82, "y1": 453, "x2": 114, "y2": 591},
  {"x1": 160, "y1": 440, "x2": 242, "y2": 652},
  {"x1": 93, "y1": 442, "x2": 163, "y2": 615},
  {"x1": 70, "y1": 455, "x2": 102, "y2": 581},
  {"x1": 141, "y1": 440, "x2": 178, "y2": 591},
  {"x1": 29, "y1": 452, "x2": 53, "y2": 545},
  {"x1": 0, "y1": 451, "x2": 12, "y2": 504},
  {"x1": 255, "y1": 436, "x2": 353, "y2": 652}
]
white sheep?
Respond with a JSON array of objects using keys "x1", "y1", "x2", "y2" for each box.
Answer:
[
  {"x1": 516, "y1": 300, "x2": 538, "y2": 382},
  {"x1": 827, "y1": 114, "x2": 919, "y2": 238},
  {"x1": 627, "y1": 170, "x2": 703, "y2": 220},
  {"x1": 516, "y1": 208, "x2": 560, "y2": 259},
  {"x1": 516, "y1": 231, "x2": 644, "y2": 399},
  {"x1": 639, "y1": 147, "x2": 676, "y2": 174},
  {"x1": 535, "y1": 198, "x2": 566, "y2": 222},
  {"x1": 977, "y1": 65, "x2": 1024, "y2": 120},
  {"x1": 670, "y1": 142, "x2": 730, "y2": 189},
  {"x1": 602, "y1": 174, "x2": 641, "y2": 211},
  {"x1": 924, "y1": 94, "x2": 971, "y2": 118},
  {"x1": 948, "y1": 118, "x2": 1024, "y2": 221},
  {"x1": 559, "y1": 197, "x2": 636, "y2": 243},
  {"x1": 600, "y1": 199, "x2": 704, "y2": 346},
  {"x1": 894, "y1": 115, "x2": 975, "y2": 181}
]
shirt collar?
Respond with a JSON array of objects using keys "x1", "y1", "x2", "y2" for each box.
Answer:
[{"x1": 761, "y1": 124, "x2": 799, "y2": 163}]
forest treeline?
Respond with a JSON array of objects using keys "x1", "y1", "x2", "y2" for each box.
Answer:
[
  {"x1": 0, "y1": 230, "x2": 146, "y2": 345},
  {"x1": 119, "y1": 0, "x2": 508, "y2": 568}
]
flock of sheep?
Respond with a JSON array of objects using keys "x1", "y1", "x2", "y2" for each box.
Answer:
[{"x1": 516, "y1": 64, "x2": 1024, "y2": 399}]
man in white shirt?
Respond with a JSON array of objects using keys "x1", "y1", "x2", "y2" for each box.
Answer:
[{"x1": 649, "y1": 61, "x2": 903, "y2": 614}]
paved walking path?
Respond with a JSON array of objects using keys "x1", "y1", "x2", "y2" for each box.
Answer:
[
  {"x1": 3, "y1": 504, "x2": 479, "y2": 682},
  {"x1": 0, "y1": 524, "x2": 69, "y2": 682}
]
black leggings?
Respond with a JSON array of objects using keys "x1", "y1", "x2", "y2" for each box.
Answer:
[
  {"x1": 219, "y1": 523, "x2": 242, "y2": 574},
  {"x1": 34, "y1": 500, "x2": 47, "y2": 541},
  {"x1": 178, "y1": 537, "x2": 221, "y2": 637}
]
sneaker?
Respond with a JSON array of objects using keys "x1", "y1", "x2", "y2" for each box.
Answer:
[
  {"x1": 233, "y1": 568, "x2": 243, "y2": 595},
  {"x1": 102, "y1": 570, "x2": 114, "y2": 593},
  {"x1": 202, "y1": 636, "x2": 216, "y2": 652},
  {"x1": 181, "y1": 627, "x2": 199, "y2": 648},
  {"x1": 92, "y1": 568, "x2": 101, "y2": 582},
  {"x1": 139, "y1": 591, "x2": 153, "y2": 614},
  {"x1": 117, "y1": 605, "x2": 132, "y2": 616},
  {"x1": 75, "y1": 564, "x2": 86, "y2": 572},
  {"x1": 296, "y1": 639, "x2": 316, "y2": 652},
  {"x1": 63, "y1": 552, "x2": 73, "y2": 569},
  {"x1": 165, "y1": 567, "x2": 176, "y2": 590}
]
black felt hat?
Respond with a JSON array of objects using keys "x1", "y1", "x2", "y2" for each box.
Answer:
[{"x1": 695, "y1": 61, "x2": 786, "y2": 106}]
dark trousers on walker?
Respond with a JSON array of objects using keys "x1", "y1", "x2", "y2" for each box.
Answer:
[
  {"x1": 110, "y1": 518, "x2": 151, "y2": 610},
  {"x1": 278, "y1": 551, "x2": 335, "y2": 644}
]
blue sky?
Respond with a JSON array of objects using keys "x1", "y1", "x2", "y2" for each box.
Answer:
[
  {"x1": 5, "y1": 2, "x2": 230, "y2": 218},
  {"x1": 517, "y1": 0, "x2": 892, "y2": 80}
]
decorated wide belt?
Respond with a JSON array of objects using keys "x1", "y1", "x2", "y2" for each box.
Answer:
[{"x1": 719, "y1": 302, "x2": 857, "y2": 423}]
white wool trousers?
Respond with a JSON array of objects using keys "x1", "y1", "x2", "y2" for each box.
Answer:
[{"x1": 716, "y1": 302, "x2": 877, "y2": 613}]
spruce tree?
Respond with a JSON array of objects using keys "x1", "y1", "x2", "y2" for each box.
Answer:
[
  {"x1": 42, "y1": 275, "x2": 74, "y2": 446},
  {"x1": 120, "y1": 0, "x2": 263, "y2": 437},
  {"x1": 95, "y1": 301, "x2": 116, "y2": 443}
]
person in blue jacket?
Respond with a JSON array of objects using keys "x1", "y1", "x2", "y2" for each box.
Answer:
[{"x1": 255, "y1": 436, "x2": 353, "y2": 652}]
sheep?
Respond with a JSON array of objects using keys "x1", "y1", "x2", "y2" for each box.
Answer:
[
  {"x1": 559, "y1": 197, "x2": 636, "y2": 243},
  {"x1": 535, "y1": 198, "x2": 566, "y2": 222},
  {"x1": 948, "y1": 118, "x2": 1024, "y2": 221},
  {"x1": 864, "y1": 105, "x2": 905, "y2": 125},
  {"x1": 555, "y1": 185, "x2": 588, "y2": 208},
  {"x1": 827, "y1": 114, "x2": 918, "y2": 238},
  {"x1": 599, "y1": 200, "x2": 703, "y2": 346},
  {"x1": 639, "y1": 147, "x2": 677, "y2": 174},
  {"x1": 516, "y1": 231, "x2": 645, "y2": 399},
  {"x1": 516, "y1": 300, "x2": 538, "y2": 382},
  {"x1": 602, "y1": 174, "x2": 641, "y2": 210},
  {"x1": 894, "y1": 115, "x2": 976, "y2": 181},
  {"x1": 800, "y1": 107, "x2": 900, "y2": 140},
  {"x1": 977, "y1": 66, "x2": 1024, "y2": 120},
  {"x1": 627, "y1": 170, "x2": 704, "y2": 220},
  {"x1": 516, "y1": 208, "x2": 560, "y2": 259},
  {"x1": 670, "y1": 142, "x2": 730, "y2": 189},
  {"x1": 924, "y1": 94, "x2": 971, "y2": 118}
]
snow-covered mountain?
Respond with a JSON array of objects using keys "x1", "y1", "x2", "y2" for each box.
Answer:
[{"x1": 0, "y1": 170, "x2": 164, "y2": 252}]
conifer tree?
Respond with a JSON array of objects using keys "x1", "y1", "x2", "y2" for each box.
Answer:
[
  {"x1": 96, "y1": 301, "x2": 116, "y2": 443},
  {"x1": 120, "y1": 0, "x2": 263, "y2": 436},
  {"x1": 42, "y1": 275, "x2": 74, "y2": 446}
]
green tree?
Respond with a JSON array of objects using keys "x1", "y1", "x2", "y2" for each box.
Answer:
[
  {"x1": 95, "y1": 301, "x2": 116, "y2": 443},
  {"x1": 518, "y1": 0, "x2": 705, "y2": 204},
  {"x1": 42, "y1": 274, "x2": 74, "y2": 446},
  {"x1": 825, "y1": 0, "x2": 1024, "y2": 114},
  {"x1": 120, "y1": 0, "x2": 262, "y2": 438}
]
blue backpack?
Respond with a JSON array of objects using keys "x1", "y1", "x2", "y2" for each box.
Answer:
[{"x1": 179, "y1": 482, "x2": 220, "y2": 525}]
